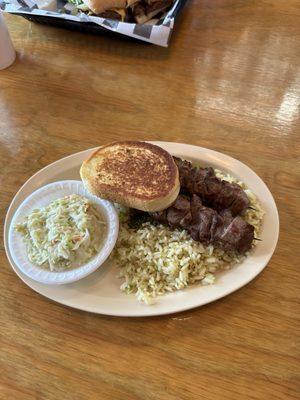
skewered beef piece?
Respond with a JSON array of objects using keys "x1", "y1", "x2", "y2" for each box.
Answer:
[
  {"x1": 173, "y1": 157, "x2": 250, "y2": 216},
  {"x1": 151, "y1": 194, "x2": 254, "y2": 253}
]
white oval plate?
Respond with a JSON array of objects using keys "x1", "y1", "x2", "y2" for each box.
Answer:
[
  {"x1": 4, "y1": 142, "x2": 279, "y2": 317},
  {"x1": 8, "y1": 180, "x2": 119, "y2": 285}
]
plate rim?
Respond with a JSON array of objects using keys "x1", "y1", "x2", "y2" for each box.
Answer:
[{"x1": 4, "y1": 142, "x2": 280, "y2": 317}]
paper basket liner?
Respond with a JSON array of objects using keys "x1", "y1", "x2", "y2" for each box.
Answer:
[{"x1": 0, "y1": 0, "x2": 186, "y2": 46}]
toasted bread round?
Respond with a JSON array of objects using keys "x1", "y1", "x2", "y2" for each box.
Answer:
[{"x1": 80, "y1": 141, "x2": 180, "y2": 212}]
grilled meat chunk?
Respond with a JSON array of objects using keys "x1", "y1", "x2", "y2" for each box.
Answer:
[
  {"x1": 151, "y1": 194, "x2": 254, "y2": 253},
  {"x1": 173, "y1": 157, "x2": 250, "y2": 216},
  {"x1": 214, "y1": 209, "x2": 255, "y2": 253}
]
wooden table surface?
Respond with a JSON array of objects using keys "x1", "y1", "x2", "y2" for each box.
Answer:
[{"x1": 1, "y1": 1, "x2": 299, "y2": 399}]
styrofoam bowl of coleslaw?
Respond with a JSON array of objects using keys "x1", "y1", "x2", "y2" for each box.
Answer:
[{"x1": 8, "y1": 180, "x2": 119, "y2": 285}]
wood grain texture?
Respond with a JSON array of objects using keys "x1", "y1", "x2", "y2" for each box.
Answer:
[{"x1": 0, "y1": 1, "x2": 299, "y2": 399}]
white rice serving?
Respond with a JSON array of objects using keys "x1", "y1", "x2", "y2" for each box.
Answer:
[{"x1": 112, "y1": 170, "x2": 264, "y2": 304}]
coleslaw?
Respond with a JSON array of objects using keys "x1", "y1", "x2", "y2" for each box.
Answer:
[{"x1": 15, "y1": 194, "x2": 106, "y2": 271}]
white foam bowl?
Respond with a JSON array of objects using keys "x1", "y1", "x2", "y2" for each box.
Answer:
[{"x1": 8, "y1": 180, "x2": 119, "y2": 285}]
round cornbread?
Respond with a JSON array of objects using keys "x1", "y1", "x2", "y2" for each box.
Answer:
[{"x1": 80, "y1": 141, "x2": 180, "y2": 212}]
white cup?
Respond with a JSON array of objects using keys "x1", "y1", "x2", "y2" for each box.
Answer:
[{"x1": 0, "y1": 13, "x2": 16, "y2": 70}]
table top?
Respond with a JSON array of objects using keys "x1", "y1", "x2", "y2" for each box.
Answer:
[{"x1": 1, "y1": 1, "x2": 299, "y2": 399}]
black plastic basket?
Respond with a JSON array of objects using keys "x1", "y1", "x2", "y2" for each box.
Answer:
[
  {"x1": 14, "y1": 0, "x2": 187, "y2": 43},
  {"x1": 19, "y1": 14, "x2": 139, "y2": 42}
]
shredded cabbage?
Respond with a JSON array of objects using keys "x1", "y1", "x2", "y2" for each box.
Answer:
[
  {"x1": 68, "y1": 0, "x2": 90, "y2": 11},
  {"x1": 15, "y1": 194, "x2": 106, "y2": 271},
  {"x1": 68, "y1": 0, "x2": 84, "y2": 6}
]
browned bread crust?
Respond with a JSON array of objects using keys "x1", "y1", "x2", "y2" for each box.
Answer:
[{"x1": 80, "y1": 141, "x2": 180, "y2": 212}]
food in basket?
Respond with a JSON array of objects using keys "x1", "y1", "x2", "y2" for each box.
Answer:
[
  {"x1": 81, "y1": 141, "x2": 264, "y2": 304},
  {"x1": 67, "y1": 0, "x2": 174, "y2": 23},
  {"x1": 15, "y1": 194, "x2": 106, "y2": 271}
]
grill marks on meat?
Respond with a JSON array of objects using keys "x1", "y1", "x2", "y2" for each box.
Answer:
[
  {"x1": 151, "y1": 194, "x2": 254, "y2": 253},
  {"x1": 173, "y1": 157, "x2": 250, "y2": 216}
]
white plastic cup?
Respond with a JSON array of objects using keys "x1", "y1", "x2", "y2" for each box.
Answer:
[{"x1": 0, "y1": 12, "x2": 16, "y2": 70}]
